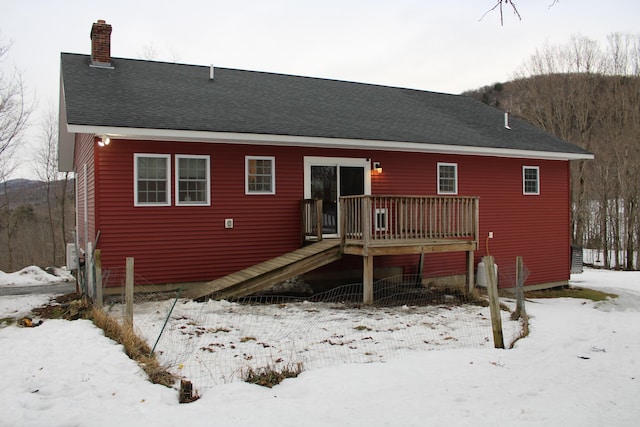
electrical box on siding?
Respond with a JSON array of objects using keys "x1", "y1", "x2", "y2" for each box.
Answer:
[{"x1": 66, "y1": 243, "x2": 79, "y2": 270}]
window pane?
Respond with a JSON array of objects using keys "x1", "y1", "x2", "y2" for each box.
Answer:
[
  {"x1": 524, "y1": 167, "x2": 539, "y2": 194},
  {"x1": 137, "y1": 156, "x2": 168, "y2": 204},
  {"x1": 247, "y1": 158, "x2": 274, "y2": 193},
  {"x1": 439, "y1": 164, "x2": 457, "y2": 194},
  {"x1": 178, "y1": 157, "x2": 208, "y2": 204}
]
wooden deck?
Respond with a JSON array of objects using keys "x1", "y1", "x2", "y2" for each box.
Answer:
[
  {"x1": 337, "y1": 195, "x2": 479, "y2": 303},
  {"x1": 184, "y1": 239, "x2": 342, "y2": 300},
  {"x1": 342, "y1": 238, "x2": 477, "y2": 256},
  {"x1": 189, "y1": 195, "x2": 479, "y2": 303}
]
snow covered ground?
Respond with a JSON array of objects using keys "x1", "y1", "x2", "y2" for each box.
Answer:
[{"x1": 0, "y1": 267, "x2": 639, "y2": 426}]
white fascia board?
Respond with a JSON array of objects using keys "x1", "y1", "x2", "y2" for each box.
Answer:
[
  {"x1": 58, "y1": 77, "x2": 75, "y2": 172},
  {"x1": 66, "y1": 125, "x2": 595, "y2": 161}
]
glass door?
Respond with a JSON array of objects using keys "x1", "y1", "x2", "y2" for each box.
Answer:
[
  {"x1": 306, "y1": 157, "x2": 369, "y2": 237},
  {"x1": 311, "y1": 166, "x2": 338, "y2": 235}
]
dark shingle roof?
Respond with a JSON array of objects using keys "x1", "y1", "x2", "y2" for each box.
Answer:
[{"x1": 60, "y1": 52, "x2": 591, "y2": 157}]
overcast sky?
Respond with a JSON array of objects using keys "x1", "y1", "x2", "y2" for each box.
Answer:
[{"x1": 2, "y1": 0, "x2": 639, "y2": 179}]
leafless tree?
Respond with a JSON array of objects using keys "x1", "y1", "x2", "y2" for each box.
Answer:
[
  {"x1": 0, "y1": 203, "x2": 35, "y2": 271},
  {"x1": 459, "y1": 34, "x2": 638, "y2": 268},
  {"x1": 0, "y1": 35, "x2": 33, "y2": 270},
  {"x1": 0, "y1": 36, "x2": 32, "y2": 181},
  {"x1": 508, "y1": 33, "x2": 640, "y2": 269},
  {"x1": 33, "y1": 107, "x2": 71, "y2": 265},
  {"x1": 138, "y1": 43, "x2": 181, "y2": 63}
]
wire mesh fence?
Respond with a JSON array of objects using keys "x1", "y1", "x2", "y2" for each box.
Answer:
[{"x1": 104, "y1": 271, "x2": 525, "y2": 396}]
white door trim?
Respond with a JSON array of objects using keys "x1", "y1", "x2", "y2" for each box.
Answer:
[
  {"x1": 303, "y1": 156, "x2": 371, "y2": 238},
  {"x1": 303, "y1": 156, "x2": 371, "y2": 198}
]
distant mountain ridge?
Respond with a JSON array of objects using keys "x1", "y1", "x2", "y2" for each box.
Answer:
[{"x1": 1, "y1": 178, "x2": 74, "y2": 206}]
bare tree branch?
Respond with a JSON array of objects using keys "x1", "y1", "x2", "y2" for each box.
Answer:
[{"x1": 480, "y1": 0, "x2": 522, "y2": 26}]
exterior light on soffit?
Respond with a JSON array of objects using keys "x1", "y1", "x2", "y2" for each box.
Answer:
[{"x1": 98, "y1": 136, "x2": 110, "y2": 147}]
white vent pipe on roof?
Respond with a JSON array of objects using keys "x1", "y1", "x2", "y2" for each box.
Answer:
[
  {"x1": 210, "y1": 64, "x2": 214, "y2": 80},
  {"x1": 504, "y1": 112, "x2": 511, "y2": 130}
]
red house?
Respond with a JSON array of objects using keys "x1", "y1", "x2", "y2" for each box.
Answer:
[{"x1": 58, "y1": 20, "x2": 592, "y2": 301}]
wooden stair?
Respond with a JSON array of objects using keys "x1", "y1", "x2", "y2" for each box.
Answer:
[{"x1": 184, "y1": 240, "x2": 342, "y2": 300}]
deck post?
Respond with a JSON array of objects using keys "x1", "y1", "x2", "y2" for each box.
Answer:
[
  {"x1": 466, "y1": 250, "x2": 475, "y2": 295},
  {"x1": 363, "y1": 255, "x2": 374, "y2": 304}
]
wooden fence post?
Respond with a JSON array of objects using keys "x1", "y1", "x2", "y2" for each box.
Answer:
[
  {"x1": 86, "y1": 242, "x2": 94, "y2": 299},
  {"x1": 125, "y1": 257, "x2": 134, "y2": 328},
  {"x1": 363, "y1": 255, "x2": 374, "y2": 305},
  {"x1": 483, "y1": 255, "x2": 504, "y2": 349},
  {"x1": 95, "y1": 249, "x2": 103, "y2": 308},
  {"x1": 512, "y1": 256, "x2": 527, "y2": 321}
]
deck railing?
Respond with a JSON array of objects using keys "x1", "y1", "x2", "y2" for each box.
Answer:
[
  {"x1": 340, "y1": 195, "x2": 479, "y2": 245},
  {"x1": 301, "y1": 198, "x2": 323, "y2": 243}
]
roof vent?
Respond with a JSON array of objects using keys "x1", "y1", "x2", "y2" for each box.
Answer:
[
  {"x1": 209, "y1": 64, "x2": 214, "y2": 81},
  {"x1": 504, "y1": 112, "x2": 511, "y2": 130},
  {"x1": 90, "y1": 19, "x2": 113, "y2": 69}
]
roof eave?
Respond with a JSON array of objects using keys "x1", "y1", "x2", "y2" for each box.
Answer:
[
  {"x1": 65, "y1": 125, "x2": 595, "y2": 161},
  {"x1": 58, "y1": 73, "x2": 75, "y2": 172}
]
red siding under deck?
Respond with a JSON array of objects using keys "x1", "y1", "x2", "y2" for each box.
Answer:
[{"x1": 90, "y1": 139, "x2": 570, "y2": 288}]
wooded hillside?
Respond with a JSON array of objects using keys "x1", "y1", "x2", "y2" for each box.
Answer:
[
  {"x1": 466, "y1": 70, "x2": 639, "y2": 270},
  {"x1": 0, "y1": 178, "x2": 75, "y2": 272}
]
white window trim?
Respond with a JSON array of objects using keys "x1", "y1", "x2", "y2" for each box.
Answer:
[
  {"x1": 175, "y1": 154, "x2": 211, "y2": 206},
  {"x1": 245, "y1": 156, "x2": 276, "y2": 195},
  {"x1": 437, "y1": 162, "x2": 458, "y2": 195},
  {"x1": 134, "y1": 153, "x2": 171, "y2": 207},
  {"x1": 523, "y1": 166, "x2": 540, "y2": 195}
]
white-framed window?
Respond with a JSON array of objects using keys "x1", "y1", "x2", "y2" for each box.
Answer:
[
  {"x1": 246, "y1": 156, "x2": 275, "y2": 195},
  {"x1": 176, "y1": 155, "x2": 210, "y2": 206},
  {"x1": 134, "y1": 153, "x2": 170, "y2": 206},
  {"x1": 523, "y1": 166, "x2": 540, "y2": 195},
  {"x1": 437, "y1": 162, "x2": 458, "y2": 195}
]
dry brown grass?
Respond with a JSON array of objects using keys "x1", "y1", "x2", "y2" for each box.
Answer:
[
  {"x1": 89, "y1": 307, "x2": 176, "y2": 387},
  {"x1": 243, "y1": 362, "x2": 303, "y2": 388},
  {"x1": 525, "y1": 286, "x2": 617, "y2": 302}
]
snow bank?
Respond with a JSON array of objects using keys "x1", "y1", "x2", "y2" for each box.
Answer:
[{"x1": 0, "y1": 266, "x2": 74, "y2": 287}]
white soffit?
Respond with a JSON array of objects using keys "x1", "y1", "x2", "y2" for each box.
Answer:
[{"x1": 66, "y1": 125, "x2": 595, "y2": 161}]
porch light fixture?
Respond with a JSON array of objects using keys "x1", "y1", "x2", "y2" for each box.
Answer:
[
  {"x1": 98, "y1": 136, "x2": 110, "y2": 147},
  {"x1": 373, "y1": 162, "x2": 382, "y2": 174}
]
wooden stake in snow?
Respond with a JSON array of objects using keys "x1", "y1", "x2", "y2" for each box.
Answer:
[
  {"x1": 125, "y1": 257, "x2": 134, "y2": 328},
  {"x1": 95, "y1": 249, "x2": 103, "y2": 308},
  {"x1": 512, "y1": 256, "x2": 527, "y2": 320},
  {"x1": 483, "y1": 255, "x2": 504, "y2": 349}
]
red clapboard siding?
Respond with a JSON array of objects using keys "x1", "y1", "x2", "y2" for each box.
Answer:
[
  {"x1": 88, "y1": 139, "x2": 571, "y2": 288},
  {"x1": 75, "y1": 133, "x2": 97, "y2": 251}
]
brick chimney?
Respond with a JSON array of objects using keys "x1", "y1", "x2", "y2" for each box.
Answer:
[{"x1": 90, "y1": 19, "x2": 112, "y2": 67}]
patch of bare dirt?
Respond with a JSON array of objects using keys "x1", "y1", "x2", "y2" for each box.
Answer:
[{"x1": 31, "y1": 293, "x2": 91, "y2": 320}]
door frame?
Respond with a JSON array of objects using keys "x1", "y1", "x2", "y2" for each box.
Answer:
[{"x1": 303, "y1": 156, "x2": 371, "y2": 237}]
